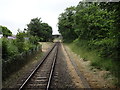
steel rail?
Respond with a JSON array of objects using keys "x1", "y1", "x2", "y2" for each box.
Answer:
[
  {"x1": 19, "y1": 43, "x2": 56, "y2": 90},
  {"x1": 46, "y1": 43, "x2": 58, "y2": 90}
]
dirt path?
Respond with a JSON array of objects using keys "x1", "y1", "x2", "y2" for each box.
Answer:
[{"x1": 61, "y1": 43, "x2": 84, "y2": 88}]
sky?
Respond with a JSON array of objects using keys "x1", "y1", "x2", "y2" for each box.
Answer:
[{"x1": 0, "y1": 0, "x2": 81, "y2": 35}]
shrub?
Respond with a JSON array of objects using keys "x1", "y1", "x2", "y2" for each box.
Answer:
[{"x1": 2, "y1": 38, "x2": 19, "y2": 60}]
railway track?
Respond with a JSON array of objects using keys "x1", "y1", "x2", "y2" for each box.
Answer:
[
  {"x1": 18, "y1": 42, "x2": 59, "y2": 90},
  {"x1": 18, "y1": 42, "x2": 91, "y2": 89}
]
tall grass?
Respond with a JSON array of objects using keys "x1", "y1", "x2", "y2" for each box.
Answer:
[{"x1": 66, "y1": 39, "x2": 120, "y2": 86}]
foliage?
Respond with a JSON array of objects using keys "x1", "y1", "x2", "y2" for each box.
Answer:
[
  {"x1": 29, "y1": 35, "x2": 39, "y2": 45},
  {"x1": 2, "y1": 38, "x2": 19, "y2": 60},
  {"x1": 27, "y1": 17, "x2": 52, "y2": 41},
  {"x1": 58, "y1": 6, "x2": 78, "y2": 42},
  {"x1": 2, "y1": 44, "x2": 41, "y2": 80},
  {"x1": 40, "y1": 23, "x2": 52, "y2": 41},
  {"x1": 0, "y1": 25, "x2": 12, "y2": 37},
  {"x1": 15, "y1": 31, "x2": 25, "y2": 53},
  {"x1": 2, "y1": 28, "x2": 42, "y2": 80},
  {"x1": 58, "y1": 2, "x2": 120, "y2": 85},
  {"x1": 14, "y1": 30, "x2": 39, "y2": 53},
  {"x1": 58, "y1": 2, "x2": 120, "y2": 60},
  {"x1": 2, "y1": 16, "x2": 52, "y2": 80}
]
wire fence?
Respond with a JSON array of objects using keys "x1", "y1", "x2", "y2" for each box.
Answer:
[{"x1": 2, "y1": 45, "x2": 41, "y2": 80}]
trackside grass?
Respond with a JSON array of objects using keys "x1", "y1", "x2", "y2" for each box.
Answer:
[{"x1": 65, "y1": 40, "x2": 120, "y2": 86}]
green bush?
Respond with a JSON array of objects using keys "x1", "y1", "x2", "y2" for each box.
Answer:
[
  {"x1": 2, "y1": 45, "x2": 41, "y2": 80},
  {"x1": 2, "y1": 31, "x2": 42, "y2": 80},
  {"x1": 2, "y1": 38, "x2": 19, "y2": 60}
]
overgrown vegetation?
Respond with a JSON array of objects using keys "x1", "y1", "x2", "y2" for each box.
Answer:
[
  {"x1": 1, "y1": 17, "x2": 53, "y2": 80},
  {"x1": 2, "y1": 29, "x2": 41, "y2": 80},
  {"x1": 58, "y1": 2, "x2": 120, "y2": 86}
]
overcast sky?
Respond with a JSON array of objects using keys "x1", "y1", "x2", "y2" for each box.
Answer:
[{"x1": 0, "y1": 0, "x2": 81, "y2": 35}]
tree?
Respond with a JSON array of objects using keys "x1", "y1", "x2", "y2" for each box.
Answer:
[
  {"x1": 40, "y1": 23, "x2": 52, "y2": 41},
  {"x1": 58, "y1": 6, "x2": 78, "y2": 42},
  {"x1": 27, "y1": 17, "x2": 42, "y2": 37},
  {"x1": 27, "y1": 17, "x2": 52, "y2": 41},
  {"x1": 0, "y1": 25, "x2": 12, "y2": 37},
  {"x1": 58, "y1": 2, "x2": 119, "y2": 60},
  {"x1": 75, "y1": 2, "x2": 113, "y2": 40}
]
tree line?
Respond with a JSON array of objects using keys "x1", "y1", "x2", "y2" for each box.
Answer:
[
  {"x1": 1, "y1": 17, "x2": 53, "y2": 60},
  {"x1": 58, "y1": 2, "x2": 120, "y2": 85},
  {"x1": 1, "y1": 17, "x2": 53, "y2": 80},
  {"x1": 27, "y1": 17, "x2": 52, "y2": 42},
  {"x1": 58, "y1": 2, "x2": 120, "y2": 61}
]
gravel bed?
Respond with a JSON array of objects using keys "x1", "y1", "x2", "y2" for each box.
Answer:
[{"x1": 50, "y1": 43, "x2": 78, "y2": 89}]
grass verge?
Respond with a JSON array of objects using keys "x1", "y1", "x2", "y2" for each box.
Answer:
[{"x1": 65, "y1": 39, "x2": 120, "y2": 86}]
